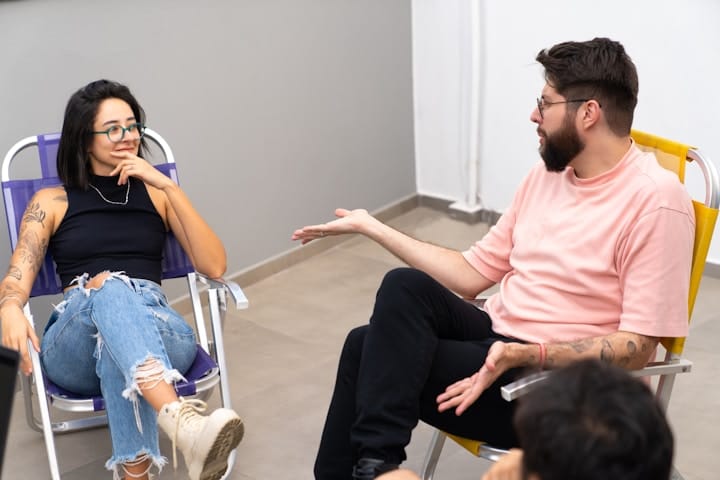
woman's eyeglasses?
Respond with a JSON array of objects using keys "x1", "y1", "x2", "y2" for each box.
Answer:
[{"x1": 93, "y1": 122, "x2": 146, "y2": 143}]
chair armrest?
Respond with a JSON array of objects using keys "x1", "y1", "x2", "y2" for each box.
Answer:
[
  {"x1": 500, "y1": 358, "x2": 692, "y2": 402},
  {"x1": 194, "y1": 273, "x2": 249, "y2": 310},
  {"x1": 500, "y1": 371, "x2": 550, "y2": 401},
  {"x1": 629, "y1": 358, "x2": 692, "y2": 378}
]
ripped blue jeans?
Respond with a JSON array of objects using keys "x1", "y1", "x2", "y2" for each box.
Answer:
[{"x1": 40, "y1": 273, "x2": 197, "y2": 477}]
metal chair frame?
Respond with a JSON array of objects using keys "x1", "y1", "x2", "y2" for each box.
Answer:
[{"x1": 2, "y1": 129, "x2": 249, "y2": 480}]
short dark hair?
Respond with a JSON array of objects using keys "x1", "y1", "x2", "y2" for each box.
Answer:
[
  {"x1": 514, "y1": 359, "x2": 673, "y2": 480},
  {"x1": 536, "y1": 37, "x2": 638, "y2": 136},
  {"x1": 56, "y1": 79, "x2": 147, "y2": 189}
]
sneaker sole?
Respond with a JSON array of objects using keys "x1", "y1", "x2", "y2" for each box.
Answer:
[{"x1": 198, "y1": 417, "x2": 244, "y2": 480}]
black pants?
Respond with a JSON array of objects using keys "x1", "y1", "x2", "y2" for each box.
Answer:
[{"x1": 314, "y1": 268, "x2": 523, "y2": 479}]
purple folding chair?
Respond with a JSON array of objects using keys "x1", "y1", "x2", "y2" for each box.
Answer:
[{"x1": 1, "y1": 129, "x2": 248, "y2": 480}]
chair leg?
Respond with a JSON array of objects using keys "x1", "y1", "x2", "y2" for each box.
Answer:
[
  {"x1": 30, "y1": 345, "x2": 62, "y2": 480},
  {"x1": 208, "y1": 287, "x2": 233, "y2": 410},
  {"x1": 208, "y1": 286, "x2": 238, "y2": 477},
  {"x1": 21, "y1": 374, "x2": 43, "y2": 433},
  {"x1": 421, "y1": 429, "x2": 447, "y2": 480},
  {"x1": 218, "y1": 450, "x2": 237, "y2": 480}
]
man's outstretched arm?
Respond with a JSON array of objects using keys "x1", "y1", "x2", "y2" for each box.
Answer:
[{"x1": 292, "y1": 208, "x2": 495, "y2": 298}]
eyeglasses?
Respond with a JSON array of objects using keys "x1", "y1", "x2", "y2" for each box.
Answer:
[
  {"x1": 92, "y1": 122, "x2": 146, "y2": 143},
  {"x1": 536, "y1": 98, "x2": 590, "y2": 119}
]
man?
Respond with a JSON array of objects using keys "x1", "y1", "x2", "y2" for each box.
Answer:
[
  {"x1": 292, "y1": 37, "x2": 694, "y2": 479},
  {"x1": 379, "y1": 359, "x2": 675, "y2": 480}
]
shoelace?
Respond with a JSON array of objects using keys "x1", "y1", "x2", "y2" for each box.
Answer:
[{"x1": 170, "y1": 398, "x2": 209, "y2": 470}]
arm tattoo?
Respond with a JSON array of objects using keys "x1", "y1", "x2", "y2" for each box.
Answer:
[
  {"x1": 16, "y1": 228, "x2": 48, "y2": 274},
  {"x1": 0, "y1": 283, "x2": 26, "y2": 305},
  {"x1": 547, "y1": 334, "x2": 656, "y2": 370},
  {"x1": 568, "y1": 337, "x2": 595, "y2": 354},
  {"x1": 6, "y1": 265, "x2": 22, "y2": 281},
  {"x1": 23, "y1": 202, "x2": 46, "y2": 227},
  {"x1": 546, "y1": 337, "x2": 597, "y2": 368},
  {"x1": 600, "y1": 339, "x2": 615, "y2": 364},
  {"x1": 614, "y1": 340, "x2": 639, "y2": 368}
]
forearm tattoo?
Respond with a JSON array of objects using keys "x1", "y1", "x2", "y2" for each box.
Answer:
[
  {"x1": 600, "y1": 339, "x2": 616, "y2": 364},
  {"x1": 16, "y1": 229, "x2": 47, "y2": 274},
  {"x1": 6, "y1": 265, "x2": 21, "y2": 281},
  {"x1": 548, "y1": 334, "x2": 656, "y2": 369},
  {"x1": 546, "y1": 337, "x2": 598, "y2": 367},
  {"x1": 569, "y1": 337, "x2": 595, "y2": 354},
  {"x1": 16, "y1": 203, "x2": 49, "y2": 274},
  {"x1": 0, "y1": 282, "x2": 25, "y2": 307}
]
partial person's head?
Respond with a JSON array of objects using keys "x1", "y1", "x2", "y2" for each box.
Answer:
[
  {"x1": 533, "y1": 38, "x2": 639, "y2": 171},
  {"x1": 514, "y1": 359, "x2": 673, "y2": 480},
  {"x1": 57, "y1": 79, "x2": 147, "y2": 189}
]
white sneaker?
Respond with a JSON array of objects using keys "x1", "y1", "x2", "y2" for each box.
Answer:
[{"x1": 158, "y1": 398, "x2": 244, "y2": 480}]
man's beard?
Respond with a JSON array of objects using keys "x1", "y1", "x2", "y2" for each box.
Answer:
[{"x1": 539, "y1": 117, "x2": 584, "y2": 172}]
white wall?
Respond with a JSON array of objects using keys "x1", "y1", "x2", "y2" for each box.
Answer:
[
  {"x1": 413, "y1": 0, "x2": 720, "y2": 262},
  {"x1": 0, "y1": 0, "x2": 415, "y2": 312},
  {"x1": 412, "y1": 0, "x2": 479, "y2": 204}
]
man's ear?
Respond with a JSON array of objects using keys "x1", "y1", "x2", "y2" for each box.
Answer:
[{"x1": 580, "y1": 99, "x2": 602, "y2": 129}]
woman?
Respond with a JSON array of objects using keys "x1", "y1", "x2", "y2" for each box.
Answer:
[{"x1": 0, "y1": 80, "x2": 243, "y2": 480}]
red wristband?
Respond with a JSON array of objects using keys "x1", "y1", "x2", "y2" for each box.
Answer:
[{"x1": 537, "y1": 343, "x2": 546, "y2": 370}]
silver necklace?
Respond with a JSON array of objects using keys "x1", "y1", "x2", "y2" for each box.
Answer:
[{"x1": 88, "y1": 181, "x2": 130, "y2": 206}]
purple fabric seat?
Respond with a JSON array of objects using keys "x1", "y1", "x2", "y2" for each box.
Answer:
[{"x1": 43, "y1": 345, "x2": 217, "y2": 411}]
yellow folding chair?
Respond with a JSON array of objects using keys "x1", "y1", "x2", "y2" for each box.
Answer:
[{"x1": 420, "y1": 130, "x2": 720, "y2": 480}]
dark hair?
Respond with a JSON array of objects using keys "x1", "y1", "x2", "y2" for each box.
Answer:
[
  {"x1": 56, "y1": 79, "x2": 147, "y2": 189},
  {"x1": 514, "y1": 359, "x2": 673, "y2": 480},
  {"x1": 536, "y1": 37, "x2": 638, "y2": 136}
]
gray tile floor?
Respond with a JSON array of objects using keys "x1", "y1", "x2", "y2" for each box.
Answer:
[{"x1": 4, "y1": 206, "x2": 720, "y2": 479}]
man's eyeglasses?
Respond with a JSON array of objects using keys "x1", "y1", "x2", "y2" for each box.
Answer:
[
  {"x1": 536, "y1": 98, "x2": 590, "y2": 119},
  {"x1": 93, "y1": 122, "x2": 146, "y2": 143}
]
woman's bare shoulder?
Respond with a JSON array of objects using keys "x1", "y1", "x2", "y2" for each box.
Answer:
[{"x1": 35, "y1": 185, "x2": 67, "y2": 201}]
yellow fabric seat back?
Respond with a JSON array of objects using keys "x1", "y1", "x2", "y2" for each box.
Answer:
[{"x1": 631, "y1": 130, "x2": 719, "y2": 355}]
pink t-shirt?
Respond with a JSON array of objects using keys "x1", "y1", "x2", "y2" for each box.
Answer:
[{"x1": 463, "y1": 144, "x2": 694, "y2": 343}]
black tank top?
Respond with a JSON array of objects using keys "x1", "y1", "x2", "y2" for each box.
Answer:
[{"x1": 50, "y1": 174, "x2": 167, "y2": 288}]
